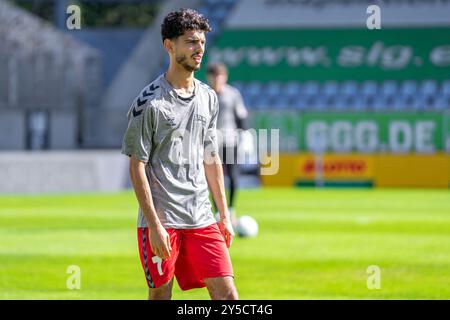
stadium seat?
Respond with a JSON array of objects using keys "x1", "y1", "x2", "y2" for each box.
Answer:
[
  {"x1": 364, "y1": 95, "x2": 376, "y2": 110},
  {"x1": 243, "y1": 96, "x2": 258, "y2": 110},
  {"x1": 313, "y1": 95, "x2": 328, "y2": 111},
  {"x1": 325, "y1": 96, "x2": 337, "y2": 109},
  {"x1": 333, "y1": 96, "x2": 348, "y2": 111},
  {"x1": 432, "y1": 95, "x2": 449, "y2": 110},
  {"x1": 341, "y1": 81, "x2": 359, "y2": 97},
  {"x1": 283, "y1": 82, "x2": 302, "y2": 98},
  {"x1": 265, "y1": 81, "x2": 283, "y2": 99},
  {"x1": 373, "y1": 95, "x2": 391, "y2": 111},
  {"x1": 254, "y1": 94, "x2": 271, "y2": 110},
  {"x1": 240, "y1": 84, "x2": 254, "y2": 107},
  {"x1": 304, "y1": 96, "x2": 317, "y2": 111},
  {"x1": 218, "y1": 79, "x2": 445, "y2": 112},
  {"x1": 412, "y1": 94, "x2": 430, "y2": 111},
  {"x1": 361, "y1": 81, "x2": 378, "y2": 97},
  {"x1": 392, "y1": 95, "x2": 408, "y2": 111},
  {"x1": 322, "y1": 81, "x2": 339, "y2": 98},
  {"x1": 320, "y1": 82, "x2": 338, "y2": 109},
  {"x1": 303, "y1": 81, "x2": 320, "y2": 98},
  {"x1": 374, "y1": 81, "x2": 399, "y2": 110},
  {"x1": 242, "y1": 95, "x2": 254, "y2": 109},
  {"x1": 421, "y1": 80, "x2": 438, "y2": 97},
  {"x1": 290, "y1": 96, "x2": 307, "y2": 111},
  {"x1": 246, "y1": 81, "x2": 263, "y2": 98},
  {"x1": 360, "y1": 81, "x2": 378, "y2": 110},
  {"x1": 426, "y1": 95, "x2": 436, "y2": 109},
  {"x1": 380, "y1": 80, "x2": 398, "y2": 97},
  {"x1": 404, "y1": 95, "x2": 416, "y2": 110},
  {"x1": 347, "y1": 95, "x2": 362, "y2": 110},
  {"x1": 440, "y1": 80, "x2": 450, "y2": 98},
  {"x1": 272, "y1": 95, "x2": 290, "y2": 110},
  {"x1": 400, "y1": 80, "x2": 418, "y2": 97},
  {"x1": 339, "y1": 81, "x2": 359, "y2": 110},
  {"x1": 352, "y1": 96, "x2": 368, "y2": 111}
]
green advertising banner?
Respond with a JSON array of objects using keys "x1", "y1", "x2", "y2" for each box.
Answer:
[
  {"x1": 252, "y1": 110, "x2": 299, "y2": 152},
  {"x1": 444, "y1": 112, "x2": 450, "y2": 151},
  {"x1": 252, "y1": 111, "x2": 450, "y2": 153},
  {"x1": 199, "y1": 28, "x2": 450, "y2": 82}
]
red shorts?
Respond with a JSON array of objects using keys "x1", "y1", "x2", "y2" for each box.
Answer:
[{"x1": 137, "y1": 223, "x2": 234, "y2": 291}]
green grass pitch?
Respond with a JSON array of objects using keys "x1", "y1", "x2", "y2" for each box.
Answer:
[{"x1": 1, "y1": 187, "x2": 449, "y2": 299}]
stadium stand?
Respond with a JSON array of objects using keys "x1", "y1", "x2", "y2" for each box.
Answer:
[
  {"x1": 231, "y1": 80, "x2": 450, "y2": 111},
  {"x1": 2, "y1": 0, "x2": 449, "y2": 152},
  {"x1": 203, "y1": 0, "x2": 450, "y2": 112},
  {"x1": 0, "y1": 0, "x2": 101, "y2": 150}
]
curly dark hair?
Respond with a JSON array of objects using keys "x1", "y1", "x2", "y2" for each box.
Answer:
[{"x1": 161, "y1": 8, "x2": 211, "y2": 42}]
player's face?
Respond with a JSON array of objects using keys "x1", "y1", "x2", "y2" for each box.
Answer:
[
  {"x1": 207, "y1": 72, "x2": 228, "y2": 92},
  {"x1": 172, "y1": 30, "x2": 206, "y2": 72}
]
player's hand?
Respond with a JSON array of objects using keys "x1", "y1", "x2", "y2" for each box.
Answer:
[
  {"x1": 149, "y1": 224, "x2": 172, "y2": 260},
  {"x1": 218, "y1": 214, "x2": 235, "y2": 248}
]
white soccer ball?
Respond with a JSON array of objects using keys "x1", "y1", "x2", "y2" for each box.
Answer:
[{"x1": 235, "y1": 215, "x2": 258, "y2": 238}]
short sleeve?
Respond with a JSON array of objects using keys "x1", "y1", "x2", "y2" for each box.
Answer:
[
  {"x1": 204, "y1": 93, "x2": 219, "y2": 156},
  {"x1": 121, "y1": 101, "x2": 153, "y2": 163}
]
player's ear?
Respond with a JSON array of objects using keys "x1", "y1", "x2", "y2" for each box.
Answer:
[{"x1": 163, "y1": 38, "x2": 173, "y2": 53}]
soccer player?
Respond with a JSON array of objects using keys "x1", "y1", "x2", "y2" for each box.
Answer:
[
  {"x1": 206, "y1": 63, "x2": 248, "y2": 225},
  {"x1": 121, "y1": 9, "x2": 238, "y2": 300}
]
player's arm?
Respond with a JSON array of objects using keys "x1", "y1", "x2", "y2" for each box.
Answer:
[
  {"x1": 234, "y1": 89, "x2": 249, "y2": 130},
  {"x1": 204, "y1": 154, "x2": 234, "y2": 248},
  {"x1": 122, "y1": 98, "x2": 171, "y2": 260},
  {"x1": 129, "y1": 157, "x2": 172, "y2": 259}
]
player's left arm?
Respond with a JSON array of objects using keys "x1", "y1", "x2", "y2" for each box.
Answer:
[{"x1": 204, "y1": 154, "x2": 234, "y2": 248}]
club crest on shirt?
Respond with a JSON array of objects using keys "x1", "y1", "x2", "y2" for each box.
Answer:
[{"x1": 166, "y1": 116, "x2": 176, "y2": 127}]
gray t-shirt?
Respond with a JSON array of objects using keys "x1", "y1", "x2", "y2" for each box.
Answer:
[
  {"x1": 216, "y1": 84, "x2": 248, "y2": 147},
  {"x1": 121, "y1": 74, "x2": 219, "y2": 229}
]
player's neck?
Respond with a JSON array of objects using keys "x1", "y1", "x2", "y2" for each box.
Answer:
[
  {"x1": 165, "y1": 64, "x2": 195, "y2": 96},
  {"x1": 215, "y1": 84, "x2": 226, "y2": 94}
]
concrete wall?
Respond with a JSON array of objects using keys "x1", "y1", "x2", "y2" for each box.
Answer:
[
  {"x1": 0, "y1": 110, "x2": 79, "y2": 150},
  {"x1": 0, "y1": 110, "x2": 26, "y2": 150},
  {"x1": 0, "y1": 150, "x2": 130, "y2": 193}
]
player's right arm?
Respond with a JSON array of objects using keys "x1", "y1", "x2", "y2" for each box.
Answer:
[
  {"x1": 129, "y1": 157, "x2": 172, "y2": 260},
  {"x1": 121, "y1": 87, "x2": 171, "y2": 260}
]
